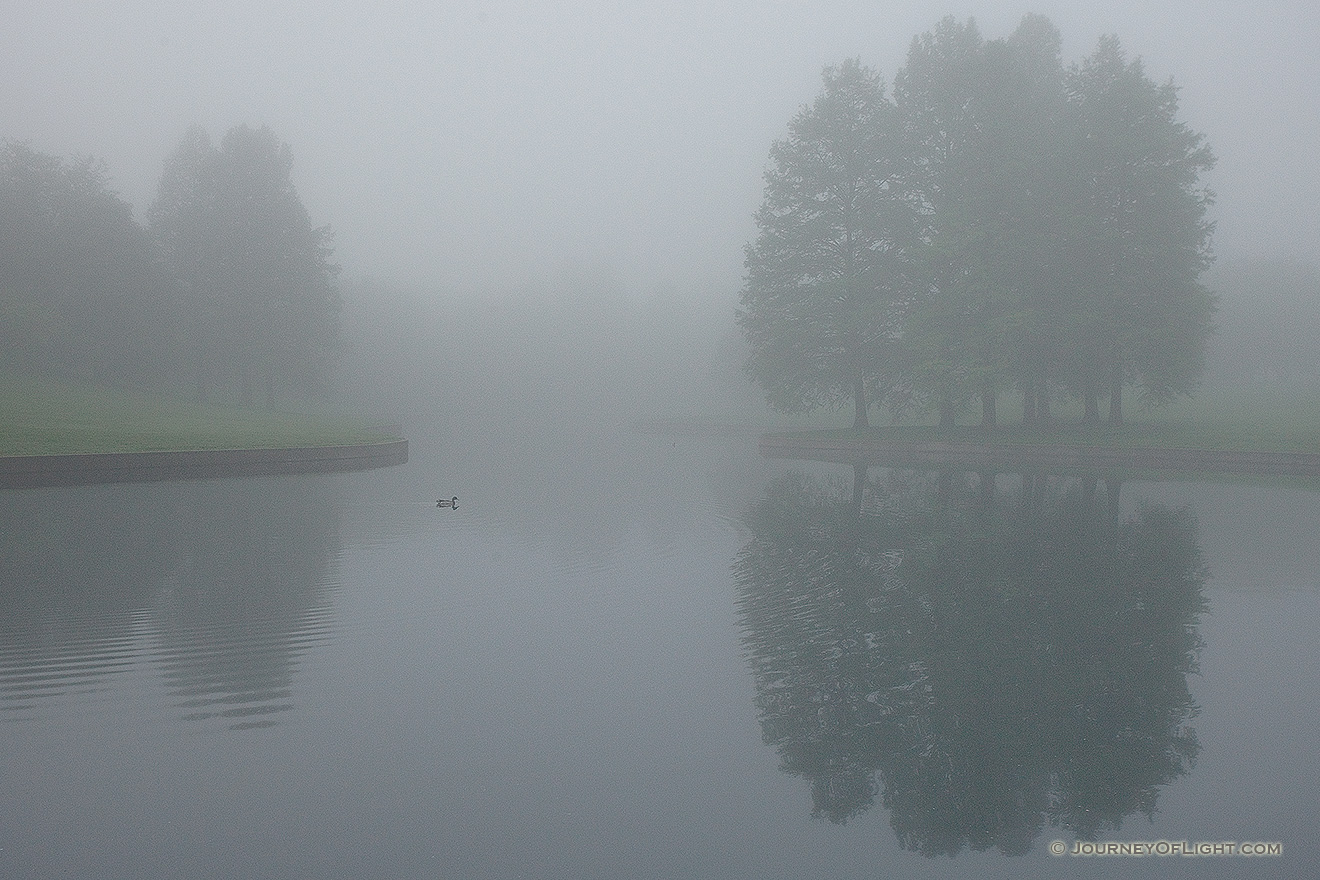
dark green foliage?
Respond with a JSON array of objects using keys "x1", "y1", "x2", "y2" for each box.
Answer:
[
  {"x1": 150, "y1": 125, "x2": 342, "y2": 405},
  {"x1": 1065, "y1": 36, "x2": 1216, "y2": 421},
  {"x1": 0, "y1": 142, "x2": 179, "y2": 386},
  {"x1": 738, "y1": 59, "x2": 915, "y2": 428},
  {"x1": 740, "y1": 16, "x2": 1216, "y2": 430},
  {"x1": 0, "y1": 126, "x2": 341, "y2": 405}
]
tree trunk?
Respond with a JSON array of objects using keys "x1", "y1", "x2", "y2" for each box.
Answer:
[
  {"x1": 853, "y1": 375, "x2": 869, "y2": 428},
  {"x1": 1023, "y1": 386, "x2": 1036, "y2": 426},
  {"x1": 1037, "y1": 380, "x2": 1050, "y2": 424}
]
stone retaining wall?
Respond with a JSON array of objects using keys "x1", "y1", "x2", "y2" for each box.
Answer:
[{"x1": 0, "y1": 439, "x2": 408, "y2": 489}]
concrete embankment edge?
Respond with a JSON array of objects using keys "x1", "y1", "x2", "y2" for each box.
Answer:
[
  {"x1": 758, "y1": 436, "x2": 1320, "y2": 477},
  {"x1": 0, "y1": 439, "x2": 408, "y2": 489}
]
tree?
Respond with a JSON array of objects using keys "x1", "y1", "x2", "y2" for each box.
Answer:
[
  {"x1": 739, "y1": 59, "x2": 913, "y2": 428},
  {"x1": 149, "y1": 125, "x2": 341, "y2": 405},
  {"x1": 1066, "y1": 36, "x2": 1216, "y2": 424},
  {"x1": 740, "y1": 18, "x2": 1216, "y2": 431},
  {"x1": 896, "y1": 15, "x2": 1076, "y2": 430},
  {"x1": 894, "y1": 17, "x2": 991, "y2": 429},
  {"x1": 148, "y1": 126, "x2": 226, "y2": 401},
  {"x1": 0, "y1": 141, "x2": 177, "y2": 385},
  {"x1": 996, "y1": 16, "x2": 1079, "y2": 427}
]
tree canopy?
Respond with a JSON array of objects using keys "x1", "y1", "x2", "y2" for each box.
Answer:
[
  {"x1": 0, "y1": 125, "x2": 340, "y2": 405},
  {"x1": 1065, "y1": 35, "x2": 1216, "y2": 423},
  {"x1": 740, "y1": 15, "x2": 1216, "y2": 428},
  {"x1": 738, "y1": 58, "x2": 914, "y2": 427},
  {"x1": 0, "y1": 143, "x2": 176, "y2": 385},
  {"x1": 150, "y1": 124, "x2": 341, "y2": 405}
]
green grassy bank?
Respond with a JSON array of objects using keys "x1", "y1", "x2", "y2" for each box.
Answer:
[
  {"x1": 766, "y1": 389, "x2": 1320, "y2": 454},
  {"x1": 0, "y1": 374, "x2": 402, "y2": 457}
]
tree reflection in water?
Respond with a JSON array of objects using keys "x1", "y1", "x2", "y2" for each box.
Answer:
[
  {"x1": 0, "y1": 477, "x2": 340, "y2": 729},
  {"x1": 734, "y1": 466, "x2": 1206, "y2": 856}
]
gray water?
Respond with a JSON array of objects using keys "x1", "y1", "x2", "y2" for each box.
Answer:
[{"x1": 2, "y1": 426, "x2": 1317, "y2": 879}]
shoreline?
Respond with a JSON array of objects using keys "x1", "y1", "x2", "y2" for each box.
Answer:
[
  {"x1": 759, "y1": 433, "x2": 1320, "y2": 477},
  {"x1": 0, "y1": 439, "x2": 408, "y2": 490}
]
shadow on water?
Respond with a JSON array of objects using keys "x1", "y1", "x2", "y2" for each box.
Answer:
[
  {"x1": 0, "y1": 476, "x2": 340, "y2": 729},
  {"x1": 734, "y1": 464, "x2": 1207, "y2": 856}
]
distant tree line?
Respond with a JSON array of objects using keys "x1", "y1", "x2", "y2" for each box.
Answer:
[
  {"x1": 739, "y1": 15, "x2": 1216, "y2": 428},
  {"x1": 0, "y1": 125, "x2": 339, "y2": 405}
]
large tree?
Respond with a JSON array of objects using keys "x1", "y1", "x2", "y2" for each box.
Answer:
[
  {"x1": 896, "y1": 15, "x2": 1077, "y2": 429},
  {"x1": 149, "y1": 125, "x2": 341, "y2": 405},
  {"x1": 741, "y1": 17, "x2": 1215, "y2": 431},
  {"x1": 893, "y1": 17, "x2": 992, "y2": 429},
  {"x1": 739, "y1": 59, "x2": 913, "y2": 428},
  {"x1": 996, "y1": 16, "x2": 1080, "y2": 427},
  {"x1": 0, "y1": 142, "x2": 177, "y2": 385},
  {"x1": 1066, "y1": 36, "x2": 1216, "y2": 424}
]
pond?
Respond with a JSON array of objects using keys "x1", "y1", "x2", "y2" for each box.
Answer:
[{"x1": 1, "y1": 425, "x2": 1316, "y2": 878}]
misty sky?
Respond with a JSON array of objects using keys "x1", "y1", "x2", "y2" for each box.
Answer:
[{"x1": 4, "y1": 1, "x2": 1318, "y2": 299}]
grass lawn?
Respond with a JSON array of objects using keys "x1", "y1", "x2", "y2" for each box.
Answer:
[
  {"x1": 766, "y1": 388, "x2": 1320, "y2": 454},
  {"x1": 0, "y1": 374, "x2": 402, "y2": 457}
]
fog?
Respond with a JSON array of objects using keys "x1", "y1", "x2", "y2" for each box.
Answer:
[
  {"x1": 5, "y1": 1, "x2": 1318, "y2": 289},
  {"x1": 10, "y1": 9, "x2": 1320, "y2": 873},
  {"x1": 335, "y1": 269, "x2": 766, "y2": 433},
  {"x1": 4, "y1": 1, "x2": 1320, "y2": 423}
]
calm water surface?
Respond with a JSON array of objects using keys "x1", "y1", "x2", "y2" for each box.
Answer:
[{"x1": 2, "y1": 425, "x2": 1317, "y2": 878}]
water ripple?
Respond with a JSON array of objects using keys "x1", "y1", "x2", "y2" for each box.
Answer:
[{"x1": 0, "y1": 598, "x2": 336, "y2": 731}]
